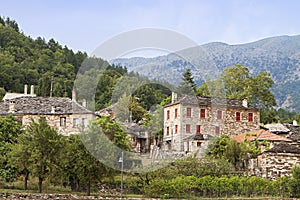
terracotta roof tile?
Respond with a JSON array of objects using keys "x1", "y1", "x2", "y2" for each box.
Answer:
[{"x1": 232, "y1": 129, "x2": 292, "y2": 143}]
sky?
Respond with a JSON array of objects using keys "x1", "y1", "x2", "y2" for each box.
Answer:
[{"x1": 1, "y1": 0, "x2": 300, "y2": 57}]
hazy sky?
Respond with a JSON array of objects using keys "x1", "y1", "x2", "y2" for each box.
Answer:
[{"x1": 1, "y1": 0, "x2": 300, "y2": 56}]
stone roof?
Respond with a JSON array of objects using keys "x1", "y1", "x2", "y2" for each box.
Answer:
[
  {"x1": 124, "y1": 123, "x2": 148, "y2": 139},
  {"x1": 232, "y1": 129, "x2": 292, "y2": 143},
  {"x1": 3, "y1": 92, "x2": 36, "y2": 100},
  {"x1": 0, "y1": 96, "x2": 94, "y2": 115},
  {"x1": 264, "y1": 143, "x2": 300, "y2": 154},
  {"x1": 263, "y1": 123, "x2": 290, "y2": 133},
  {"x1": 165, "y1": 95, "x2": 257, "y2": 110},
  {"x1": 95, "y1": 104, "x2": 115, "y2": 117},
  {"x1": 285, "y1": 124, "x2": 300, "y2": 142}
]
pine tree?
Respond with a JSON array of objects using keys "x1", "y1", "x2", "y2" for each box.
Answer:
[{"x1": 177, "y1": 68, "x2": 197, "y2": 96}]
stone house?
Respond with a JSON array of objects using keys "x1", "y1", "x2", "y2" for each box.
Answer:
[
  {"x1": 232, "y1": 129, "x2": 300, "y2": 179},
  {"x1": 250, "y1": 143, "x2": 300, "y2": 179},
  {"x1": 124, "y1": 123, "x2": 152, "y2": 153},
  {"x1": 0, "y1": 95, "x2": 95, "y2": 135},
  {"x1": 163, "y1": 93, "x2": 260, "y2": 152}
]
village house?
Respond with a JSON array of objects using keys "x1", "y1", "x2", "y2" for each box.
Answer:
[
  {"x1": 0, "y1": 85, "x2": 95, "y2": 135},
  {"x1": 124, "y1": 123, "x2": 152, "y2": 153},
  {"x1": 163, "y1": 92, "x2": 260, "y2": 152},
  {"x1": 251, "y1": 143, "x2": 300, "y2": 179},
  {"x1": 232, "y1": 129, "x2": 300, "y2": 179}
]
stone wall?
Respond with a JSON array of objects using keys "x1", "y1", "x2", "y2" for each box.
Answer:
[
  {"x1": 21, "y1": 113, "x2": 95, "y2": 135},
  {"x1": 163, "y1": 104, "x2": 182, "y2": 151},
  {"x1": 250, "y1": 153, "x2": 300, "y2": 179}
]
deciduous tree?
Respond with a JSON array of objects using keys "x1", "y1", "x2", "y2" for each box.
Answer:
[
  {"x1": 197, "y1": 64, "x2": 276, "y2": 109},
  {"x1": 0, "y1": 115, "x2": 22, "y2": 182},
  {"x1": 13, "y1": 117, "x2": 64, "y2": 193}
]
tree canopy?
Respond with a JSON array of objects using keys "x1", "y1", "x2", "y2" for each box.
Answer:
[
  {"x1": 197, "y1": 64, "x2": 276, "y2": 109},
  {"x1": 11, "y1": 117, "x2": 64, "y2": 193},
  {"x1": 0, "y1": 115, "x2": 23, "y2": 182}
]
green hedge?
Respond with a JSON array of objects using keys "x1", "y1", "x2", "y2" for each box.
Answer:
[{"x1": 144, "y1": 175, "x2": 292, "y2": 198}]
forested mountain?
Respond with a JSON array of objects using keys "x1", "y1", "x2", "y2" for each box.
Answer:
[
  {"x1": 113, "y1": 35, "x2": 300, "y2": 112},
  {"x1": 0, "y1": 17, "x2": 87, "y2": 97},
  {"x1": 0, "y1": 17, "x2": 171, "y2": 112}
]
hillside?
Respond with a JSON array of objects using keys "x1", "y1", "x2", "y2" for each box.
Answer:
[
  {"x1": 0, "y1": 17, "x2": 88, "y2": 97},
  {"x1": 0, "y1": 17, "x2": 171, "y2": 112},
  {"x1": 113, "y1": 35, "x2": 300, "y2": 112}
]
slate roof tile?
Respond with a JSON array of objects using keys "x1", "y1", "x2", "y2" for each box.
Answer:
[
  {"x1": 165, "y1": 95, "x2": 258, "y2": 110},
  {"x1": 265, "y1": 143, "x2": 300, "y2": 154},
  {"x1": 0, "y1": 97, "x2": 93, "y2": 115}
]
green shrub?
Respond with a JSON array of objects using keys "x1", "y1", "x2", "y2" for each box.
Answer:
[{"x1": 290, "y1": 165, "x2": 300, "y2": 198}]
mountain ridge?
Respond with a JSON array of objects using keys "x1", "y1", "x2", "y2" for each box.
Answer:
[{"x1": 113, "y1": 35, "x2": 300, "y2": 112}]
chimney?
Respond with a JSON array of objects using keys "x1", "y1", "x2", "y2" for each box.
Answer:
[
  {"x1": 8, "y1": 100, "x2": 16, "y2": 113},
  {"x1": 171, "y1": 92, "x2": 178, "y2": 103},
  {"x1": 293, "y1": 120, "x2": 298, "y2": 126},
  {"x1": 51, "y1": 106, "x2": 55, "y2": 113},
  {"x1": 72, "y1": 88, "x2": 76, "y2": 102},
  {"x1": 24, "y1": 84, "x2": 28, "y2": 95},
  {"x1": 30, "y1": 85, "x2": 34, "y2": 95},
  {"x1": 82, "y1": 99, "x2": 87, "y2": 107},
  {"x1": 242, "y1": 99, "x2": 248, "y2": 108}
]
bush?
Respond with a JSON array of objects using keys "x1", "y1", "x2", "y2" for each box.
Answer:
[
  {"x1": 290, "y1": 166, "x2": 300, "y2": 198},
  {"x1": 141, "y1": 162, "x2": 300, "y2": 198}
]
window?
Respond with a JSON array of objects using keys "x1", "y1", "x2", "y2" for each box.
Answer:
[
  {"x1": 167, "y1": 110, "x2": 170, "y2": 120},
  {"x1": 175, "y1": 125, "x2": 178, "y2": 133},
  {"x1": 73, "y1": 118, "x2": 80, "y2": 127},
  {"x1": 187, "y1": 108, "x2": 191, "y2": 117},
  {"x1": 200, "y1": 109, "x2": 206, "y2": 118},
  {"x1": 217, "y1": 110, "x2": 222, "y2": 119},
  {"x1": 248, "y1": 113, "x2": 253, "y2": 122},
  {"x1": 175, "y1": 108, "x2": 178, "y2": 118},
  {"x1": 197, "y1": 142, "x2": 202, "y2": 147},
  {"x1": 236, "y1": 112, "x2": 241, "y2": 121},
  {"x1": 82, "y1": 118, "x2": 88, "y2": 127},
  {"x1": 60, "y1": 117, "x2": 66, "y2": 127},
  {"x1": 166, "y1": 127, "x2": 169, "y2": 136},
  {"x1": 215, "y1": 126, "x2": 220, "y2": 135},
  {"x1": 196, "y1": 125, "x2": 201, "y2": 134},
  {"x1": 186, "y1": 124, "x2": 191, "y2": 133}
]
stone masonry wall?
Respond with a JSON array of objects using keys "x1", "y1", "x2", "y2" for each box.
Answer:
[
  {"x1": 21, "y1": 113, "x2": 95, "y2": 135},
  {"x1": 257, "y1": 153, "x2": 300, "y2": 179}
]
